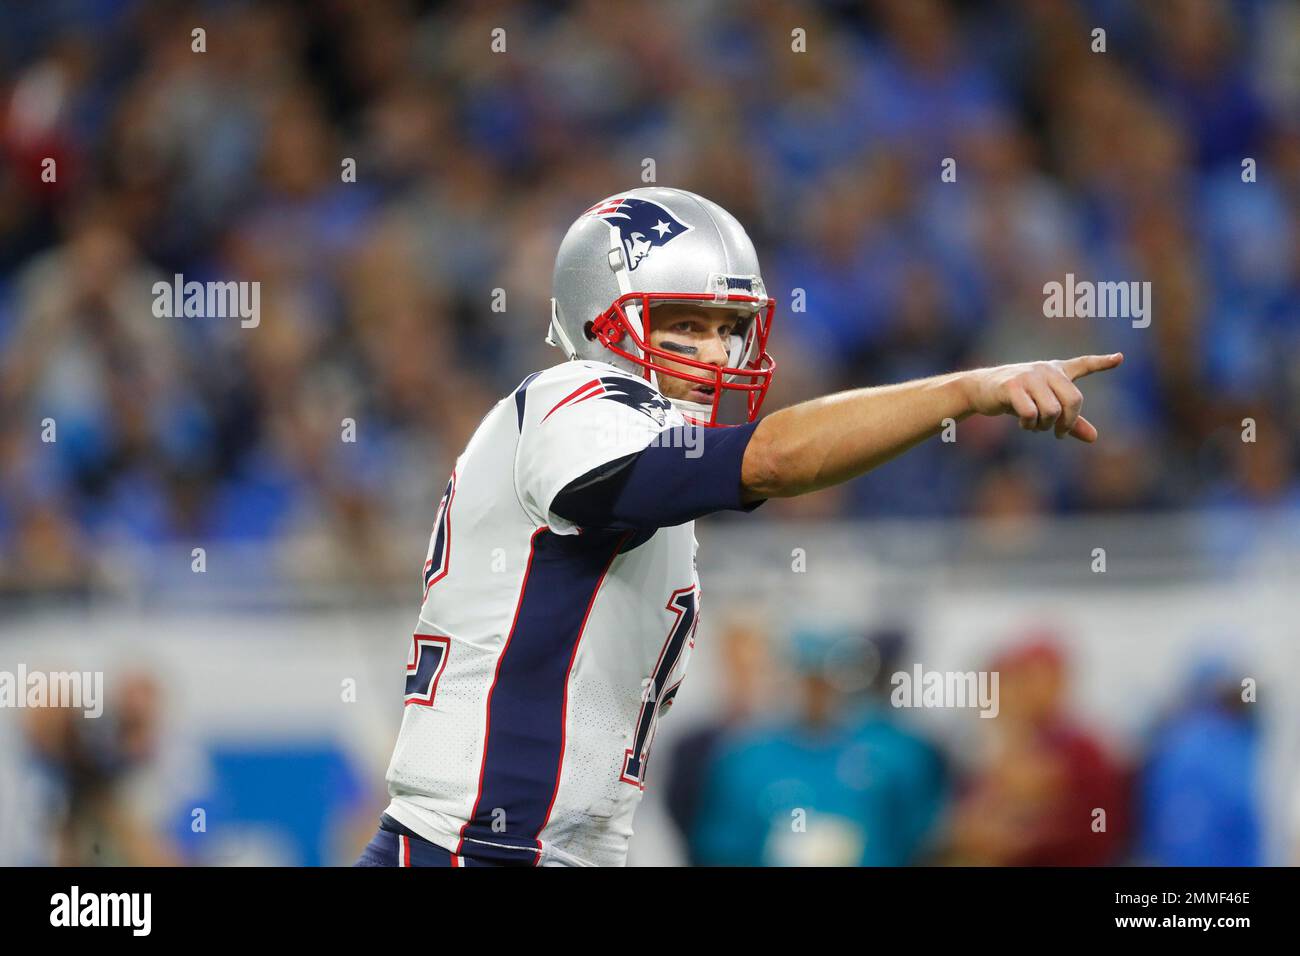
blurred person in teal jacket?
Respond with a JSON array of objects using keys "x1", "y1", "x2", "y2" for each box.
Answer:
[{"x1": 691, "y1": 626, "x2": 947, "y2": 866}]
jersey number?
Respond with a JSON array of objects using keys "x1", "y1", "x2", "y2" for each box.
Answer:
[
  {"x1": 422, "y1": 471, "x2": 456, "y2": 599},
  {"x1": 405, "y1": 633, "x2": 451, "y2": 707},
  {"x1": 620, "y1": 586, "x2": 698, "y2": 789}
]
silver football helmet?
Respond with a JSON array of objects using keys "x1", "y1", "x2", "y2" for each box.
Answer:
[{"x1": 546, "y1": 186, "x2": 776, "y2": 425}]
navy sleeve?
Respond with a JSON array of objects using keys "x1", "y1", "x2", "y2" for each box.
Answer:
[{"x1": 550, "y1": 421, "x2": 766, "y2": 530}]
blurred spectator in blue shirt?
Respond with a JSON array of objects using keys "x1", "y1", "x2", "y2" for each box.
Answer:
[{"x1": 1138, "y1": 656, "x2": 1263, "y2": 866}]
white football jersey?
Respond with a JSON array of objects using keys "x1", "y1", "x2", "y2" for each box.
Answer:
[{"x1": 383, "y1": 360, "x2": 704, "y2": 866}]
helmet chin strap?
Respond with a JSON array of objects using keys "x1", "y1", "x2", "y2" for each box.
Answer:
[{"x1": 667, "y1": 396, "x2": 712, "y2": 421}]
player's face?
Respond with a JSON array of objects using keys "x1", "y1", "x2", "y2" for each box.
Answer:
[{"x1": 646, "y1": 304, "x2": 736, "y2": 405}]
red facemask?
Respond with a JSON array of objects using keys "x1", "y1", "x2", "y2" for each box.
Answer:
[{"x1": 589, "y1": 291, "x2": 777, "y2": 426}]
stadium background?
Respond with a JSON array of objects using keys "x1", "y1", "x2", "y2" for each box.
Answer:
[{"x1": 1, "y1": 0, "x2": 1298, "y2": 865}]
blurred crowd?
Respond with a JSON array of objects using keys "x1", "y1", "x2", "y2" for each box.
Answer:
[
  {"x1": 1, "y1": 0, "x2": 1299, "y2": 599},
  {"x1": 663, "y1": 619, "x2": 1269, "y2": 867},
  {"x1": 6, "y1": 665, "x2": 374, "y2": 866},
  {"x1": 6, "y1": 618, "x2": 1273, "y2": 866}
]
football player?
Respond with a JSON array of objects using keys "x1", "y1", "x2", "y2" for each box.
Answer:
[{"x1": 355, "y1": 187, "x2": 1122, "y2": 867}]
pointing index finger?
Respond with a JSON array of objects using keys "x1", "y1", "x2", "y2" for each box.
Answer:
[{"x1": 1062, "y1": 352, "x2": 1124, "y2": 380}]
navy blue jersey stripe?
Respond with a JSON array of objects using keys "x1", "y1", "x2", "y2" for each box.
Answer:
[
  {"x1": 514, "y1": 371, "x2": 543, "y2": 429},
  {"x1": 457, "y1": 526, "x2": 629, "y2": 861},
  {"x1": 550, "y1": 420, "x2": 765, "y2": 530}
]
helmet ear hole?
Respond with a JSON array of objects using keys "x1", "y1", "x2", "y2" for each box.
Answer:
[{"x1": 583, "y1": 321, "x2": 597, "y2": 341}]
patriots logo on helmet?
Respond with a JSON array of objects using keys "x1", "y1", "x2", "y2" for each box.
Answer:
[{"x1": 584, "y1": 196, "x2": 692, "y2": 271}]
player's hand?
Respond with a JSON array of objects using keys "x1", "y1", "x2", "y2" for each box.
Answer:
[{"x1": 962, "y1": 353, "x2": 1123, "y2": 442}]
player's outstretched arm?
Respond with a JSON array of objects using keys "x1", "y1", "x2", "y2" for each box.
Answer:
[{"x1": 740, "y1": 353, "x2": 1124, "y2": 501}]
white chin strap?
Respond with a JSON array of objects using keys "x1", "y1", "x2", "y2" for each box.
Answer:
[{"x1": 667, "y1": 395, "x2": 713, "y2": 422}]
